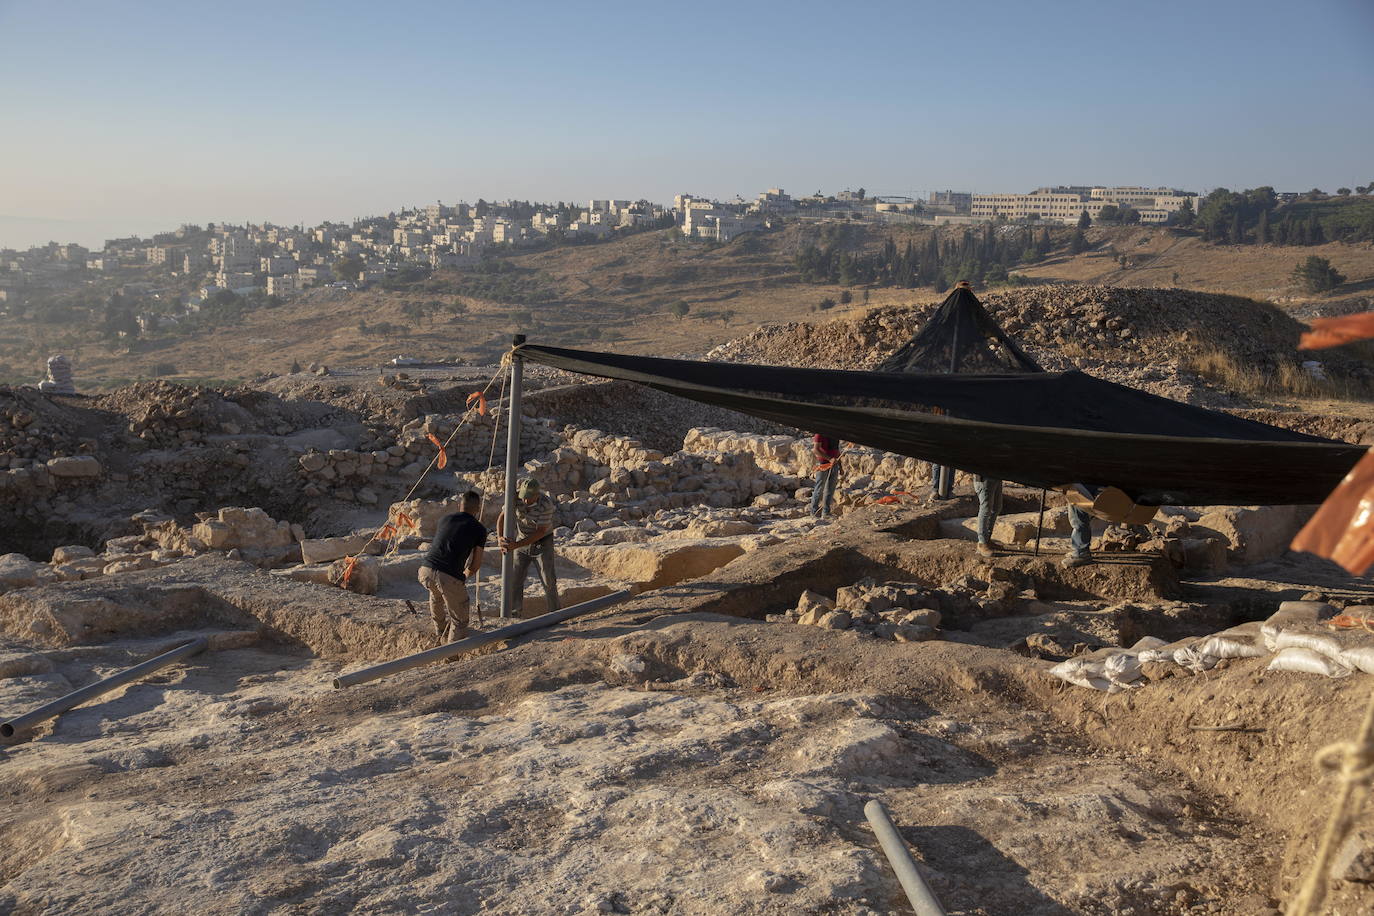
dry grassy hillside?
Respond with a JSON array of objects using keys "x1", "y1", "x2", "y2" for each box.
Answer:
[{"x1": 4, "y1": 224, "x2": 1372, "y2": 388}]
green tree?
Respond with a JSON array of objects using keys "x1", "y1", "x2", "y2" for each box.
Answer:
[
  {"x1": 671, "y1": 301, "x2": 690, "y2": 321},
  {"x1": 839, "y1": 289, "x2": 853, "y2": 305},
  {"x1": 818, "y1": 297, "x2": 836, "y2": 310},
  {"x1": 1098, "y1": 204, "x2": 1121, "y2": 224},
  {"x1": 1069, "y1": 229, "x2": 1088, "y2": 254},
  {"x1": 1255, "y1": 209, "x2": 1270, "y2": 245},
  {"x1": 1174, "y1": 197, "x2": 1195, "y2": 227},
  {"x1": 1291, "y1": 255, "x2": 1345, "y2": 292},
  {"x1": 1077, "y1": 210, "x2": 1092, "y2": 229},
  {"x1": 1338, "y1": 187, "x2": 1352, "y2": 196},
  {"x1": 334, "y1": 255, "x2": 364, "y2": 281}
]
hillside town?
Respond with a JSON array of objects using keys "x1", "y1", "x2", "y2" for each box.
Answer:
[{"x1": 0, "y1": 185, "x2": 1204, "y2": 317}]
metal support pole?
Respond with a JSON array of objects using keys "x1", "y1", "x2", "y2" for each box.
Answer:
[
  {"x1": 500, "y1": 335, "x2": 525, "y2": 619},
  {"x1": 333, "y1": 589, "x2": 631, "y2": 689},
  {"x1": 864, "y1": 799, "x2": 948, "y2": 916},
  {"x1": 2, "y1": 637, "x2": 208, "y2": 738},
  {"x1": 1034, "y1": 487, "x2": 1047, "y2": 556}
]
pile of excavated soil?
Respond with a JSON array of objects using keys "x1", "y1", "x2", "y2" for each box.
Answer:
[
  {"x1": 707, "y1": 284, "x2": 1374, "y2": 408},
  {"x1": 710, "y1": 285, "x2": 1305, "y2": 371}
]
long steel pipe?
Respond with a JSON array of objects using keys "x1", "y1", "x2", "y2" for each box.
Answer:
[
  {"x1": 864, "y1": 799, "x2": 948, "y2": 916},
  {"x1": 1, "y1": 637, "x2": 208, "y2": 738},
  {"x1": 333, "y1": 589, "x2": 631, "y2": 689},
  {"x1": 500, "y1": 335, "x2": 525, "y2": 619}
]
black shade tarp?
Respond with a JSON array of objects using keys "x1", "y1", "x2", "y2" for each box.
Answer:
[
  {"x1": 519, "y1": 343, "x2": 1365, "y2": 507},
  {"x1": 876, "y1": 285, "x2": 1042, "y2": 374}
]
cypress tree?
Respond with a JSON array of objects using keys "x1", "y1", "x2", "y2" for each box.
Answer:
[
  {"x1": 1255, "y1": 209, "x2": 1269, "y2": 245},
  {"x1": 1310, "y1": 218, "x2": 1326, "y2": 245},
  {"x1": 1229, "y1": 211, "x2": 1244, "y2": 244}
]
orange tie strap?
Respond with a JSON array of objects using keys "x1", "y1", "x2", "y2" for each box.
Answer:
[
  {"x1": 466, "y1": 391, "x2": 489, "y2": 416},
  {"x1": 426, "y1": 433, "x2": 448, "y2": 469},
  {"x1": 341, "y1": 555, "x2": 359, "y2": 589}
]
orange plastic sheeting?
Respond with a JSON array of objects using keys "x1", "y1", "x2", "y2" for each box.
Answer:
[
  {"x1": 1292, "y1": 449, "x2": 1374, "y2": 574},
  {"x1": 1299, "y1": 312, "x2": 1374, "y2": 350},
  {"x1": 466, "y1": 391, "x2": 489, "y2": 416}
]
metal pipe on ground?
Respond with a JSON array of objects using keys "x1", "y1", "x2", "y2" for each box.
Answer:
[
  {"x1": 863, "y1": 799, "x2": 948, "y2": 916},
  {"x1": 333, "y1": 589, "x2": 632, "y2": 689},
  {"x1": 1, "y1": 637, "x2": 209, "y2": 738}
]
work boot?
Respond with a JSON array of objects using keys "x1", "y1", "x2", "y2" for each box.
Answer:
[
  {"x1": 1062, "y1": 553, "x2": 1094, "y2": 569},
  {"x1": 976, "y1": 541, "x2": 996, "y2": 558}
]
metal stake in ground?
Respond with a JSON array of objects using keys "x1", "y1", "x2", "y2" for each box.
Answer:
[
  {"x1": 1034, "y1": 487, "x2": 1047, "y2": 556},
  {"x1": 500, "y1": 335, "x2": 525, "y2": 619}
]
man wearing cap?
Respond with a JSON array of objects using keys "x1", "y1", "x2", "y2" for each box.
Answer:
[{"x1": 497, "y1": 477, "x2": 560, "y2": 615}]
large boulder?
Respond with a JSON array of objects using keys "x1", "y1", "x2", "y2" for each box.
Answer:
[
  {"x1": 47, "y1": 455, "x2": 101, "y2": 478},
  {"x1": 328, "y1": 554, "x2": 379, "y2": 595},
  {"x1": 1195, "y1": 505, "x2": 1313, "y2": 566},
  {"x1": 561, "y1": 539, "x2": 747, "y2": 591},
  {"x1": 301, "y1": 534, "x2": 371, "y2": 565},
  {"x1": 0, "y1": 553, "x2": 45, "y2": 591}
]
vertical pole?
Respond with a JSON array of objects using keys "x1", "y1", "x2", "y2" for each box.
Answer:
[
  {"x1": 937, "y1": 315, "x2": 960, "y2": 499},
  {"x1": 500, "y1": 335, "x2": 525, "y2": 619},
  {"x1": 1034, "y1": 488, "x2": 1047, "y2": 556}
]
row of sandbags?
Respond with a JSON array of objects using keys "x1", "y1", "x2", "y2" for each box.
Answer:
[{"x1": 1049, "y1": 601, "x2": 1374, "y2": 692}]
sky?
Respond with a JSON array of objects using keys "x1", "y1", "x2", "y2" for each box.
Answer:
[{"x1": 1, "y1": 0, "x2": 1371, "y2": 250}]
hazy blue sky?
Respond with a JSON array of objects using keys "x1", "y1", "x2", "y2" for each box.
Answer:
[{"x1": 2, "y1": 0, "x2": 1371, "y2": 249}]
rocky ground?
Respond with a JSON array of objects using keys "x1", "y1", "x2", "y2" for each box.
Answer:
[
  {"x1": 4, "y1": 285, "x2": 1374, "y2": 913},
  {"x1": 3, "y1": 500, "x2": 1374, "y2": 914}
]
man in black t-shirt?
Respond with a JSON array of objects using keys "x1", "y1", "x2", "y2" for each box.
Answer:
[{"x1": 418, "y1": 491, "x2": 487, "y2": 643}]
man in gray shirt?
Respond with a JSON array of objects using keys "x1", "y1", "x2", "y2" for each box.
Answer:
[{"x1": 497, "y1": 477, "x2": 560, "y2": 616}]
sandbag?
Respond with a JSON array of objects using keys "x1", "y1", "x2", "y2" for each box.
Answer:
[
  {"x1": 1262, "y1": 601, "x2": 1339, "y2": 651},
  {"x1": 1048, "y1": 658, "x2": 1114, "y2": 691},
  {"x1": 1173, "y1": 645, "x2": 1218, "y2": 673},
  {"x1": 1267, "y1": 646, "x2": 1353, "y2": 678},
  {"x1": 1199, "y1": 635, "x2": 1268, "y2": 659},
  {"x1": 1273, "y1": 629, "x2": 1346, "y2": 660},
  {"x1": 1340, "y1": 645, "x2": 1374, "y2": 675},
  {"x1": 1103, "y1": 653, "x2": 1144, "y2": 688}
]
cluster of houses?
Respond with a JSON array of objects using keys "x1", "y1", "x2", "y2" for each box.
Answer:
[{"x1": 0, "y1": 184, "x2": 1202, "y2": 316}]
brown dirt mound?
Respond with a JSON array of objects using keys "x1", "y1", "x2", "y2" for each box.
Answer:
[{"x1": 711, "y1": 284, "x2": 1309, "y2": 374}]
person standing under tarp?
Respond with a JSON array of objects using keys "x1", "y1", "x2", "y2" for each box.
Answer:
[
  {"x1": 1063, "y1": 505, "x2": 1096, "y2": 566},
  {"x1": 974, "y1": 475, "x2": 1003, "y2": 557},
  {"x1": 498, "y1": 477, "x2": 560, "y2": 615},
  {"x1": 810, "y1": 433, "x2": 842, "y2": 518}
]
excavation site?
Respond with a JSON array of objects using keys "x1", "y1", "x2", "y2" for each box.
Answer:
[{"x1": 4, "y1": 285, "x2": 1374, "y2": 915}]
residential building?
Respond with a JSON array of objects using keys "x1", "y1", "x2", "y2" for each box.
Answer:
[
  {"x1": 266, "y1": 275, "x2": 299, "y2": 296},
  {"x1": 749, "y1": 188, "x2": 795, "y2": 214},
  {"x1": 260, "y1": 255, "x2": 296, "y2": 276}
]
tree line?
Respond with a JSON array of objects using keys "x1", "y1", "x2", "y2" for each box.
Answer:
[
  {"x1": 1186, "y1": 187, "x2": 1374, "y2": 245},
  {"x1": 795, "y1": 225, "x2": 1070, "y2": 291}
]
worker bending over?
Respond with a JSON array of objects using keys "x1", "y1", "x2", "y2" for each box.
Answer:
[{"x1": 418, "y1": 491, "x2": 486, "y2": 643}]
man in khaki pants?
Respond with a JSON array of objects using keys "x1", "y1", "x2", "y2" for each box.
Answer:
[{"x1": 417, "y1": 491, "x2": 486, "y2": 643}]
